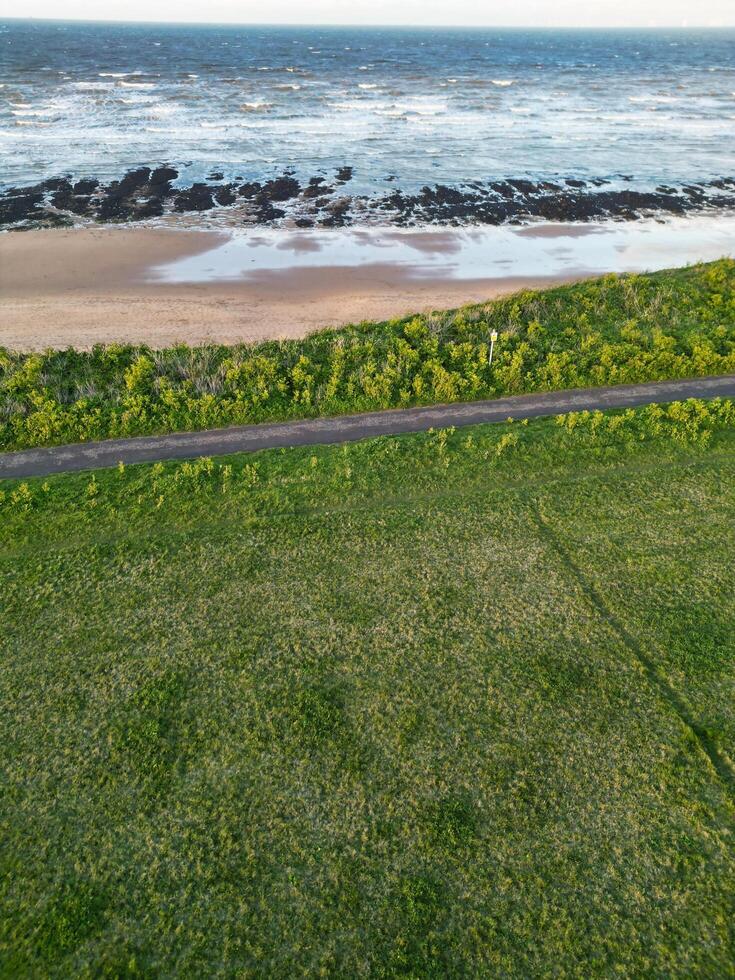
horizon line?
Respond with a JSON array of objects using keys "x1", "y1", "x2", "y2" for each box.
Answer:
[{"x1": 3, "y1": 16, "x2": 734, "y2": 29}]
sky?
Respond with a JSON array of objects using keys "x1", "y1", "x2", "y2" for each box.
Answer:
[{"x1": 2, "y1": 0, "x2": 734, "y2": 27}]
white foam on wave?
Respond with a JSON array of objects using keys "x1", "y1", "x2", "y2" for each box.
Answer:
[
  {"x1": 99, "y1": 72, "x2": 134, "y2": 78},
  {"x1": 120, "y1": 81, "x2": 156, "y2": 89},
  {"x1": 149, "y1": 104, "x2": 178, "y2": 117},
  {"x1": 491, "y1": 79, "x2": 514, "y2": 87},
  {"x1": 71, "y1": 81, "x2": 114, "y2": 90},
  {"x1": 629, "y1": 94, "x2": 679, "y2": 104},
  {"x1": 358, "y1": 83, "x2": 378, "y2": 90},
  {"x1": 334, "y1": 99, "x2": 390, "y2": 111}
]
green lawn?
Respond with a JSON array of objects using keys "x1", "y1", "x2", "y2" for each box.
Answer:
[
  {"x1": 2, "y1": 401, "x2": 735, "y2": 976},
  {"x1": 1, "y1": 258, "x2": 734, "y2": 451}
]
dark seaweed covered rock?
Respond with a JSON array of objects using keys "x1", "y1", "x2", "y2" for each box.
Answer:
[
  {"x1": 149, "y1": 166, "x2": 177, "y2": 188},
  {"x1": 262, "y1": 176, "x2": 301, "y2": 201},
  {"x1": 97, "y1": 167, "x2": 153, "y2": 220},
  {"x1": 0, "y1": 190, "x2": 45, "y2": 225},
  {"x1": 1, "y1": 165, "x2": 735, "y2": 229},
  {"x1": 213, "y1": 184, "x2": 237, "y2": 206},
  {"x1": 173, "y1": 183, "x2": 215, "y2": 212},
  {"x1": 238, "y1": 181, "x2": 262, "y2": 198},
  {"x1": 50, "y1": 179, "x2": 94, "y2": 216},
  {"x1": 302, "y1": 177, "x2": 332, "y2": 199}
]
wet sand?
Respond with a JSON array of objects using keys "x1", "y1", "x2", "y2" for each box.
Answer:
[{"x1": 0, "y1": 227, "x2": 575, "y2": 350}]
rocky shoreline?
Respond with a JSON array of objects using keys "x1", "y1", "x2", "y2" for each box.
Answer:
[{"x1": 3, "y1": 166, "x2": 735, "y2": 231}]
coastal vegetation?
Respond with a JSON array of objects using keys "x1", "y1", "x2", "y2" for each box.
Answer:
[
  {"x1": 2, "y1": 401, "x2": 735, "y2": 974},
  {"x1": 1, "y1": 259, "x2": 734, "y2": 452}
]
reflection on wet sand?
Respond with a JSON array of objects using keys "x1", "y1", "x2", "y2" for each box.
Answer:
[{"x1": 150, "y1": 215, "x2": 735, "y2": 286}]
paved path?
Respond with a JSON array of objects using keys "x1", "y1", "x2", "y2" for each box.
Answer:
[{"x1": 2, "y1": 375, "x2": 734, "y2": 480}]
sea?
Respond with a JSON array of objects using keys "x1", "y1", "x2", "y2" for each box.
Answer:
[{"x1": 2, "y1": 19, "x2": 735, "y2": 194}]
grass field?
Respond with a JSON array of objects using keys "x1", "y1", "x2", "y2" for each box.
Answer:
[
  {"x1": 1, "y1": 258, "x2": 734, "y2": 451},
  {"x1": 2, "y1": 401, "x2": 735, "y2": 976}
]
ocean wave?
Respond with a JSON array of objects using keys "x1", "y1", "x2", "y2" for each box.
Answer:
[
  {"x1": 71, "y1": 81, "x2": 115, "y2": 90},
  {"x1": 629, "y1": 95, "x2": 679, "y2": 104},
  {"x1": 148, "y1": 104, "x2": 178, "y2": 117},
  {"x1": 3, "y1": 23, "x2": 734, "y2": 193}
]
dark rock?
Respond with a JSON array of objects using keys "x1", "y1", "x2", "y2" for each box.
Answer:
[
  {"x1": 250, "y1": 197, "x2": 286, "y2": 222},
  {"x1": 2, "y1": 165, "x2": 734, "y2": 229},
  {"x1": 149, "y1": 166, "x2": 177, "y2": 186},
  {"x1": 214, "y1": 184, "x2": 237, "y2": 206},
  {"x1": 40, "y1": 177, "x2": 69, "y2": 192},
  {"x1": 73, "y1": 178, "x2": 99, "y2": 194},
  {"x1": 116, "y1": 167, "x2": 152, "y2": 195},
  {"x1": 489, "y1": 181, "x2": 515, "y2": 199},
  {"x1": 507, "y1": 179, "x2": 538, "y2": 195},
  {"x1": 133, "y1": 197, "x2": 166, "y2": 219},
  {"x1": 96, "y1": 167, "x2": 154, "y2": 220},
  {"x1": 173, "y1": 183, "x2": 215, "y2": 212},
  {"x1": 238, "y1": 181, "x2": 262, "y2": 198},
  {"x1": 302, "y1": 177, "x2": 331, "y2": 199},
  {"x1": 50, "y1": 180, "x2": 93, "y2": 216},
  {"x1": 0, "y1": 191, "x2": 45, "y2": 225},
  {"x1": 262, "y1": 176, "x2": 300, "y2": 201},
  {"x1": 320, "y1": 199, "x2": 351, "y2": 226},
  {"x1": 208, "y1": 170, "x2": 224, "y2": 181}
]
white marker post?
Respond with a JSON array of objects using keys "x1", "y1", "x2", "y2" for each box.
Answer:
[{"x1": 489, "y1": 330, "x2": 498, "y2": 366}]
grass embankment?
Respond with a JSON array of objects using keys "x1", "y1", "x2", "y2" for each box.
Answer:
[
  {"x1": 2, "y1": 398, "x2": 735, "y2": 975},
  {"x1": 1, "y1": 259, "x2": 734, "y2": 452}
]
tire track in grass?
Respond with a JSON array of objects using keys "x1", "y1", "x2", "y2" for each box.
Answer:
[{"x1": 529, "y1": 499, "x2": 735, "y2": 801}]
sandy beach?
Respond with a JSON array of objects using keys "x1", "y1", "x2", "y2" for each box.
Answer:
[
  {"x1": 2, "y1": 215, "x2": 734, "y2": 350},
  {"x1": 0, "y1": 226, "x2": 579, "y2": 350}
]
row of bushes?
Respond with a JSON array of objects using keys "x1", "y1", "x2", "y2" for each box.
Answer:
[
  {"x1": 554, "y1": 395, "x2": 735, "y2": 446},
  {"x1": 2, "y1": 260, "x2": 734, "y2": 451}
]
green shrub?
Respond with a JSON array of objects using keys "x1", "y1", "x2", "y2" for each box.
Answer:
[{"x1": 1, "y1": 260, "x2": 734, "y2": 451}]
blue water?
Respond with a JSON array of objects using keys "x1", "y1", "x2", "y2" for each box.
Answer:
[{"x1": 2, "y1": 20, "x2": 734, "y2": 192}]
